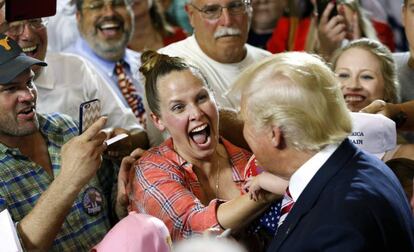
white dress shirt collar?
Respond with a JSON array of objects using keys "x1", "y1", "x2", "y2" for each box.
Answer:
[{"x1": 289, "y1": 143, "x2": 340, "y2": 202}]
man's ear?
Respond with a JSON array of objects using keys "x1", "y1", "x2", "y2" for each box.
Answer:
[
  {"x1": 271, "y1": 126, "x2": 283, "y2": 149},
  {"x1": 185, "y1": 3, "x2": 196, "y2": 28},
  {"x1": 76, "y1": 10, "x2": 81, "y2": 22},
  {"x1": 151, "y1": 112, "x2": 166, "y2": 132}
]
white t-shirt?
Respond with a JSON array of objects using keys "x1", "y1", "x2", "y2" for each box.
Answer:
[
  {"x1": 35, "y1": 52, "x2": 142, "y2": 132},
  {"x1": 158, "y1": 35, "x2": 271, "y2": 109}
]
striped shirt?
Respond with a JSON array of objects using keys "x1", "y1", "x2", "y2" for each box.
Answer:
[
  {"x1": 128, "y1": 137, "x2": 252, "y2": 240},
  {"x1": 0, "y1": 113, "x2": 112, "y2": 251}
]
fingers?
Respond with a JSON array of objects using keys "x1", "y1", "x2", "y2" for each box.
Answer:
[
  {"x1": 320, "y1": 2, "x2": 336, "y2": 24},
  {"x1": 129, "y1": 148, "x2": 145, "y2": 159},
  {"x1": 360, "y1": 99, "x2": 386, "y2": 114},
  {"x1": 80, "y1": 116, "x2": 108, "y2": 141}
]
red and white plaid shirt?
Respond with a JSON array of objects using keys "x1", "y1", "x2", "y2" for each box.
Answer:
[{"x1": 128, "y1": 137, "x2": 252, "y2": 240}]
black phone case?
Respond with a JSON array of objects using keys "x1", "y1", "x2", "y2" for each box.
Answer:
[{"x1": 317, "y1": 0, "x2": 338, "y2": 22}]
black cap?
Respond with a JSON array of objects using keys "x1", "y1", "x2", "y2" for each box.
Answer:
[{"x1": 0, "y1": 34, "x2": 47, "y2": 83}]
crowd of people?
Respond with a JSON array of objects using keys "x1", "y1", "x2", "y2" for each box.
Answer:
[{"x1": 0, "y1": 0, "x2": 413, "y2": 251}]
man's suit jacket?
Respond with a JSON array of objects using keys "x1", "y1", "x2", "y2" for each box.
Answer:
[{"x1": 268, "y1": 139, "x2": 414, "y2": 252}]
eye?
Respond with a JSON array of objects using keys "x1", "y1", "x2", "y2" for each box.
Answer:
[
  {"x1": 27, "y1": 80, "x2": 34, "y2": 89},
  {"x1": 197, "y1": 93, "x2": 209, "y2": 103},
  {"x1": 336, "y1": 72, "x2": 349, "y2": 79},
  {"x1": 360, "y1": 74, "x2": 374, "y2": 80},
  {"x1": 171, "y1": 103, "x2": 185, "y2": 112},
  {"x1": 2, "y1": 86, "x2": 17, "y2": 92},
  {"x1": 202, "y1": 5, "x2": 221, "y2": 15},
  {"x1": 228, "y1": 1, "x2": 245, "y2": 12}
]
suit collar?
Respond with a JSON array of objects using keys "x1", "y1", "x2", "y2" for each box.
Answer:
[{"x1": 269, "y1": 139, "x2": 357, "y2": 251}]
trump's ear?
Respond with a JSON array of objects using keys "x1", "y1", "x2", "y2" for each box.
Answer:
[{"x1": 271, "y1": 126, "x2": 283, "y2": 149}]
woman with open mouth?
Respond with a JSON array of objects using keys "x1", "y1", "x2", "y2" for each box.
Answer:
[{"x1": 127, "y1": 51, "x2": 285, "y2": 250}]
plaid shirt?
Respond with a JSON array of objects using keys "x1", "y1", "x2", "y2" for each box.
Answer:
[
  {"x1": 0, "y1": 113, "x2": 112, "y2": 251},
  {"x1": 128, "y1": 137, "x2": 252, "y2": 240}
]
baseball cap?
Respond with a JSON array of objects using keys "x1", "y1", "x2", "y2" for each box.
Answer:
[
  {"x1": 0, "y1": 34, "x2": 46, "y2": 83},
  {"x1": 348, "y1": 112, "x2": 397, "y2": 159},
  {"x1": 92, "y1": 212, "x2": 171, "y2": 252}
]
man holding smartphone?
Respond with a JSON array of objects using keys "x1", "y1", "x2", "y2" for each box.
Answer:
[{"x1": 0, "y1": 35, "x2": 114, "y2": 251}]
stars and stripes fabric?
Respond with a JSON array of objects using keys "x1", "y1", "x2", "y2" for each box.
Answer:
[
  {"x1": 277, "y1": 187, "x2": 294, "y2": 228},
  {"x1": 115, "y1": 61, "x2": 145, "y2": 125}
]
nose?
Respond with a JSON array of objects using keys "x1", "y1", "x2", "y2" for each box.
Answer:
[
  {"x1": 218, "y1": 8, "x2": 233, "y2": 26},
  {"x1": 102, "y1": 2, "x2": 117, "y2": 15},
  {"x1": 15, "y1": 23, "x2": 34, "y2": 41},
  {"x1": 344, "y1": 76, "x2": 362, "y2": 90},
  {"x1": 189, "y1": 104, "x2": 203, "y2": 121},
  {"x1": 18, "y1": 87, "x2": 36, "y2": 103}
]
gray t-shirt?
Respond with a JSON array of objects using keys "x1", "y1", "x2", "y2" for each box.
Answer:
[{"x1": 393, "y1": 52, "x2": 414, "y2": 102}]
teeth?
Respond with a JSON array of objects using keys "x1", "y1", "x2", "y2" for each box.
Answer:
[
  {"x1": 100, "y1": 23, "x2": 119, "y2": 29},
  {"x1": 345, "y1": 95, "x2": 364, "y2": 102},
  {"x1": 191, "y1": 124, "x2": 207, "y2": 133},
  {"x1": 22, "y1": 45, "x2": 36, "y2": 53}
]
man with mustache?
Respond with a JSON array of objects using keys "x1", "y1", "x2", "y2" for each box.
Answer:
[
  {"x1": 67, "y1": 0, "x2": 146, "y2": 125},
  {"x1": 158, "y1": 0, "x2": 270, "y2": 109}
]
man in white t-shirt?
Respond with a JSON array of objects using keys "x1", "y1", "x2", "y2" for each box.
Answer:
[{"x1": 159, "y1": 0, "x2": 271, "y2": 109}]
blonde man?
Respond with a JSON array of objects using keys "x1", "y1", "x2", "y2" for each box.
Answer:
[{"x1": 232, "y1": 52, "x2": 414, "y2": 251}]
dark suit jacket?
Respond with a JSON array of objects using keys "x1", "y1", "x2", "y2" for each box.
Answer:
[{"x1": 267, "y1": 139, "x2": 414, "y2": 252}]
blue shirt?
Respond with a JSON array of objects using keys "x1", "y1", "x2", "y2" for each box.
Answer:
[{"x1": 65, "y1": 38, "x2": 144, "y2": 108}]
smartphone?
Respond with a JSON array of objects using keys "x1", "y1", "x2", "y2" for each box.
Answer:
[
  {"x1": 5, "y1": 0, "x2": 57, "y2": 22},
  {"x1": 79, "y1": 99, "x2": 101, "y2": 135},
  {"x1": 316, "y1": 0, "x2": 338, "y2": 22}
]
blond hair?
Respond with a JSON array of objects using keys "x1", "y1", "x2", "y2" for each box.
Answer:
[{"x1": 232, "y1": 52, "x2": 352, "y2": 151}]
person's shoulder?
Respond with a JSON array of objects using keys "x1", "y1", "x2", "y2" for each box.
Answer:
[
  {"x1": 158, "y1": 36, "x2": 192, "y2": 55},
  {"x1": 39, "y1": 112, "x2": 79, "y2": 134},
  {"x1": 245, "y1": 44, "x2": 272, "y2": 58}
]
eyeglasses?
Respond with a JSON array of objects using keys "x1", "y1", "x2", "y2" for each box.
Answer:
[
  {"x1": 83, "y1": 0, "x2": 127, "y2": 11},
  {"x1": 6, "y1": 18, "x2": 48, "y2": 37},
  {"x1": 190, "y1": 1, "x2": 250, "y2": 20}
]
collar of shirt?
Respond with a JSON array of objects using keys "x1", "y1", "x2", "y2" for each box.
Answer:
[
  {"x1": 0, "y1": 113, "x2": 75, "y2": 155},
  {"x1": 162, "y1": 137, "x2": 249, "y2": 183},
  {"x1": 76, "y1": 38, "x2": 131, "y2": 78},
  {"x1": 288, "y1": 143, "x2": 340, "y2": 202}
]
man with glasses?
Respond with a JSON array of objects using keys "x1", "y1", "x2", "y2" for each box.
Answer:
[
  {"x1": 158, "y1": 0, "x2": 270, "y2": 109},
  {"x1": 66, "y1": 0, "x2": 146, "y2": 125},
  {"x1": 0, "y1": 7, "x2": 145, "y2": 147}
]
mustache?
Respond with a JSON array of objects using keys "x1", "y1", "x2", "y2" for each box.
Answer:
[{"x1": 214, "y1": 27, "x2": 241, "y2": 39}]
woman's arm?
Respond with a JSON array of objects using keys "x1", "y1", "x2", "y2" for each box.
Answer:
[{"x1": 129, "y1": 157, "x2": 283, "y2": 240}]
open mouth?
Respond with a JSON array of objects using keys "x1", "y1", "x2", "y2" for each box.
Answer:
[
  {"x1": 97, "y1": 21, "x2": 122, "y2": 37},
  {"x1": 189, "y1": 124, "x2": 211, "y2": 145},
  {"x1": 18, "y1": 106, "x2": 34, "y2": 115},
  {"x1": 21, "y1": 45, "x2": 38, "y2": 57},
  {"x1": 344, "y1": 95, "x2": 364, "y2": 103}
]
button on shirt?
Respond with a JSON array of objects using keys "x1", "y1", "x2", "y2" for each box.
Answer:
[{"x1": 0, "y1": 113, "x2": 112, "y2": 251}]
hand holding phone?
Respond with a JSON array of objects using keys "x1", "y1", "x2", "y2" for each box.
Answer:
[{"x1": 316, "y1": 0, "x2": 338, "y2": 23}]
